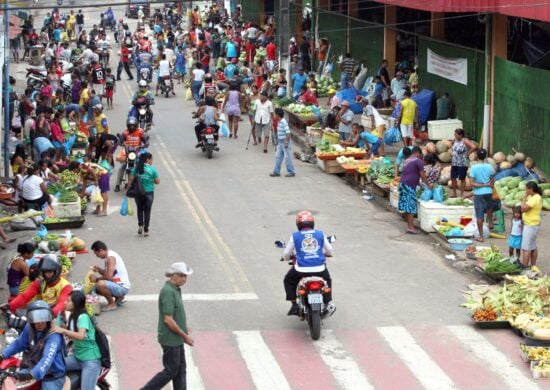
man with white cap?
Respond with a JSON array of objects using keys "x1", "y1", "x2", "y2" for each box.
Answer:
[
  {"x1": 141, "y1": 262, "x2": 194, "y2": 390},
  {"x1": 335, "y1": 100, "x2": 354, "y2": 141}
]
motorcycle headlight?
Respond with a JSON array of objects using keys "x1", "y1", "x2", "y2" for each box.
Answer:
[{"x1": 128, "y1": 152, "x2": 137, "y2": 160}]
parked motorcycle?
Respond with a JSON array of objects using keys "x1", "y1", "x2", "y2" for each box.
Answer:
[
  {"x1": 26, "y1": 68, "x2": 46, "y2": 91},
  {"x1": 275, "y1": 236, "x2": 336, "y2": 340}
]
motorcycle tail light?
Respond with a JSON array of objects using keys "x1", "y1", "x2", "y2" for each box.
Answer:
[
  {"x1": 206, "y1": 128, "x2": 213, "y2": 134},
  {"x1": 307, "y1": 281, "x2": 322, "y2": 291}
]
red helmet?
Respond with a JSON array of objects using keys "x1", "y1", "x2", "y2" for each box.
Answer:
[
  {"x1": 231, "y1": 58, "x2": 238, "y2": 64},
  {"x1": 296, "y1": 211, "x2": 314, "y2": 230}
]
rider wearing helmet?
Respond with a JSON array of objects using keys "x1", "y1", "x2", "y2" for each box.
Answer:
[
  {"x1": 130, "y1": 81, "x2": 155, "y2": 126},
  {"x1": 0, "y1": 301, "x2": 66, "y2": 387},
  {"x1": 283, "y1": 211, "x2": 335, "y2": 316},
  {"x1": 8, "y1": 255, "x2": 72, "y2": 317},
  {"x1": 114, "y1": 116, "x2": 148, "y2": 192}
]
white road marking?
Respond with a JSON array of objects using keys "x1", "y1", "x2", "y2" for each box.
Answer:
[
  {"x1": 124, "y1": 293, "x2": 259, "y2": 302},
  {"x1": 448, "y1": 325, "x2": 539, "y2": 390},
  {"x1": 186, "y1": 346, "x2": 206, "y2": 390},
  {"x1": 106, "y1": 335, "x2": 120, "y2": 390},
  {"x1": 378, "y1": 326, "x2": 457, "y2": 390},
  {"x1": 234, "y1": 330, "x2": 291, "y2": 390},
  {"x1": 313, "y1": 329, "x2": 374, "y2": 390}
]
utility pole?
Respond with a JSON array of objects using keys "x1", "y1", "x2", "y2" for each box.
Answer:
[
  {"x1": 3, "y1": 1, "x2": 10, "y2": 177},
  {"x1": 281, "y1": 0, "x2": 290, "y2": 97},
  {"x1": 482, "y1": 14, "x2": 492, "y2": 151}
]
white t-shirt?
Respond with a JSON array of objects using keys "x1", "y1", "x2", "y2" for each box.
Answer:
[
  {"x1": 158, "y1": 60, "x2": 171, "y2": 77},
  {"x1": 365, "y1": 105, "x2": 385, "y2": 128},
  {"x1": 511, "y1": 218, "x2": 523, "y2": 236},
  {"x1": 193, "y1": 68, "x2": 205, "y2": 81},
  {"x1": 107, "y1": 249, "x2": 131, "y2": 289},
  {"x1": 21, "y1": 175, "x2": 44, "y2": 200}
]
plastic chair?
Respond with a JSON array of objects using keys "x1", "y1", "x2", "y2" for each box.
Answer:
[{"x1": 488, "y1": 209, "x2": 506, "y2": 233}]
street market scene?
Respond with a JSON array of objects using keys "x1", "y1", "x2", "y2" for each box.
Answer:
[{"x1": 0, "y1": 0, "x2": 549, "y2": 389}]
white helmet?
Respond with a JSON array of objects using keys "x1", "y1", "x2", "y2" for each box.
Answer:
[{"x1": 138, "y1": 80, "x2": 148, "y2": 91}]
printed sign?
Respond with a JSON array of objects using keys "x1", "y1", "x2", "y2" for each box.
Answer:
[{"x1": 427, "y1": 48, "x2": 468, "y2": 86}]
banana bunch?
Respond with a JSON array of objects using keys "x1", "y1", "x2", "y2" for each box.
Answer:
[{"x1": 523, "y1": 346, "x2": 550, "y2": 361}]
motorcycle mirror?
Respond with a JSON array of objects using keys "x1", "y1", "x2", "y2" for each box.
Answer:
[
  {"x1": 327, "y1": 235, "x2": 336, "y2": 244},
  {"x1": 274, "y1": 240, "x2": 285, "y2": 248}
]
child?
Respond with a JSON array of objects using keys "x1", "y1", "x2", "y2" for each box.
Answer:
[
  {"x1": 104, "y1": 68, "x2": 116, "y2": 110},
  {"x1": 508, "y1": 206, "x2": 523, "y2": 258}
]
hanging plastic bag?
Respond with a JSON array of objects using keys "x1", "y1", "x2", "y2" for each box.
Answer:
[
  {"x1": 127, "y1": 199, "x2": 134, "y2": 216},
  {"x1": 36, "y1": 224, "x2": 49, "y2": 239},
  {"x1": 219, "y1": 122, "x2": 230, "y2": 137},
  {"x1": 91, "y1": 186, "x2": 103, "y2": 205},
  {"x1": 432, "y1": 185, "x2": 445, "y2": 203},
  {"x1": 384, "y1": 126, "x2": 402, "y2": 146},
  {"x1": 185, "y1": 87, "x2": 192, "y2": 101},
  {"x1": 420, "y1": 185, "x2": 433, "y2": 201},
  {"x1": 83, "y1": 270, "x2": 97, "y2": 294},
  {"x1": 44, "y1": 204, "x2": 55, "y2": 218},
  {"x1": 120, "y1": 197, "x2": 128, "y2": 216}
]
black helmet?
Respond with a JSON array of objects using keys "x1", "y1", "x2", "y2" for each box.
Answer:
[
  {"x1": 39, "y1": 255, "x2": 62, "y2": 283},
  {"x1": 27, "y1": 300, "x2": 53, "y2": 324},
  {"x1": 127, "y1": 116, "x2": 138, "y2": 130}
]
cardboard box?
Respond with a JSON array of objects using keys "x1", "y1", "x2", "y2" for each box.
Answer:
[
  {"x1": 317, "y1": 158, "x2": 345, "y2": 174},
  {"x1": 52, "y1": 199, "x2": 81, "y2": 218}
]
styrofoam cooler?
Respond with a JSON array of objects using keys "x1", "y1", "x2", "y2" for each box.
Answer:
[
  {"x1": 418, "y1": 200, "x2": 474, "y2": 232},
  {"x1": 390, "y1": 185, "x2": 399, "y2": 209},
  {"x1": 427, "y1": 119, "x2": 463, "y2": 140},
  {"x1": 52, "y1": 200, "x2": 81, "y2": 218}
]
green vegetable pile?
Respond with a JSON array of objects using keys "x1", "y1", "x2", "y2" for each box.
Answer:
[
  {"x1": 43, "y1": 218, "x2": 70, "y2": 223},
  {"x1": 317, "y1": 139, "x2": 332, "y2": 152},
  {"x1": 483, "y1": 247, "x2": 521, "y2": 273},
  {"x1": 273, "y1": 97, "x2": 295, "y2": 108},
  {"x1": 59, "y1": 255, "x2": 72, "y2": 274},
  {"x1": 443, "y1": 198, "x2": 473, "y2": 206},
  {"x1": 495, "y1": 178, "x2": 550, "y2": 210},
  {"x1": 58, "y1": 171, "x2": 80, "y2": 186},
  {"x1": 367, "y1": 160, "x2": 394, "y2": 180},
  {"x1": 58, "y1": 190, "x2": 79, "y2": 203}
]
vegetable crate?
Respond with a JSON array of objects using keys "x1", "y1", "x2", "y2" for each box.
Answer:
[
  {"x1": 418, "y1": 200, "x2": 474, "y2": 233},
  {"x1": 317, "y1": 158, "x2": 345, "y2": 174},
  {"x1": 51, "y1": 200, "x2": 82, "y2": 218},
  {"x1": 43, "y1": 216, "x2": 85, "y2": 230},
  {"x1": 321, "y1": 130, "x2": 340, "y2": 145}
]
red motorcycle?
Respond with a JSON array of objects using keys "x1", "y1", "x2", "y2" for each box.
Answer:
[{"x1": 200, "y1": 126, "x2": 219, "y2": 159}]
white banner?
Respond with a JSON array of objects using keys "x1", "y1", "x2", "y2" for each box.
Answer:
[{"x1": 427, "y1": 48, "x2": 468, "y2": 86}]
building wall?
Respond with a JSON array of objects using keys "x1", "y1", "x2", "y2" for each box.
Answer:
[
  {"x1": 418, "y1": 37, "x2": 485, "y2": 140},
  {"x1": 493, "y1": 57, "x2": 550, "y2": 174}
]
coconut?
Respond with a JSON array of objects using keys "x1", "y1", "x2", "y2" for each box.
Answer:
[
  {"x1": 524, "y1": 157, "x2": 534, "y2": 169},
  {"x1": 469, "y1": 153, "x2": 477, "y2": 162},
  {"x1": 514, "y1": 152, "x2": 526, "y2": 162},
  {"x1": 438, "y1": 151, "x2": 452, "y2": 163},
  {"x1": 436, "y1": 140, "x2": 448, "y2": 154},
  {"x1": 447, "y1": 177, "x2": 473, "y2": 191},
  {"x1": 500, "y1": 161, "x2": 512, "y2": 170},
  {"x1": 486, "y1": 157, "x2": 497, "y2": 171},
  {"x1": 493, "y1": 151, "x2": 506, "y2": 164},
  {"x1": 425, "y1": 142, "x2": 436, "y2": 154},
  {"x1": 439, "y1": 166, "x2": 451, "y2": 184},
  {"x1": 442, "y1": 140, "x2": 453, "y2": 149},
  {"x1": 506, "y1": 154, "x2": 517, "y2": 166}
]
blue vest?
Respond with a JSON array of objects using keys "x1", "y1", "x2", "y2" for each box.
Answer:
[{"x1": 293, "y1": 229, "x2": 325, "y2": 268}]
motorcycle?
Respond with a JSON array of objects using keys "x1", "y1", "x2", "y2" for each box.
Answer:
[
  {"x1": 25, "y1": 68, "x2": 46, "y2": 91},
  {"x1": 159, "y1": 74, "x2": 173, "y2": 98},
  {"x1": 117, "y1": 137, "x2": 145, "y2": 189},
  {"x1": 134, "y1": 96, "x2": 152, "y2": 132},
  {"x1": 137, "y1": 65, "x2": 152, "y2": 84},
  {"x1": 275, "y1": 236, "x2": 336, "y2": 341},
  {"x1": 200, "y1": 126, "x2": 218, "y2": 159},
  {"x1": 98, "y1": 47, "x2": 110, "y2": 69}
]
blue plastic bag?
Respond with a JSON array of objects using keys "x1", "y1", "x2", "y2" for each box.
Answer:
[
  {"x1": 36, "y1": 224, "x2": 48, "y2": 239},
  {"x1": 384, "y1": 126, "x2": 402, "y2": 145},
  {"x1": 219, "y1": 123, "x2": 230, "y2": 137},
  {"x1": 120, "y1": 197, "x2": 128, "y2": 216},
  {"x1": 432, "y1": 185, "x2": 445, "y2": 203},
  {"x1": 420, "y1": 186, "x2": 433, "y2": 201}
]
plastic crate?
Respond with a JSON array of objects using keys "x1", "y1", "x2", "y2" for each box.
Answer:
[
  {"x1": 427, "y1": 119, "x2": 463, "y2": 140},
  {"x1": 321, "y1": 130, "x2": 340, "y2": 145},
  {"x1": 306, "y1": 127, "x2": 323, "y2": 147},
  {"x1": 52, "y1": 199, "x2": 82, "y2": 218},
  {"x1": 418, "y1": 200, "x2": 474, "y2": 232}
]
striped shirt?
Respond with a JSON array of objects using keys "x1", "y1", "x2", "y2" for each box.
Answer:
[
  {"x1": 277, "y1": 118, "x2": 290, "y2": 141},
  {"x1": 340, "y1": 58, "x2": 357, "y2": 75}
]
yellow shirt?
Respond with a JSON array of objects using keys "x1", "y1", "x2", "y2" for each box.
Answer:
[
  {"x1": 79, "y1": 88, "x2": 89, "y2": 106},
  {"x1": 523, "y1": 193, "x2": 542, "y2": 226},
  {"x1": 400, "y1": 98, "x2": 417, "y2": 125},
  {"x1": 94, "y1": 113, "x2": 109, "y2": 134}
]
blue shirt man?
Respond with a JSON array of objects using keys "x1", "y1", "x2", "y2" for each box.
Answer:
[
  {"x1": 292, "y1": 71, "x2": 307, "y2": 98},
  {"x1": 225, "y1": 40, "x2": 237, "y2": 59}
]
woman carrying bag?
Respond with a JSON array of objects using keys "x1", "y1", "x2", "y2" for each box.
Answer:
[{"x1": 128, "y1": 153, "x2": 159, "y2": 237}]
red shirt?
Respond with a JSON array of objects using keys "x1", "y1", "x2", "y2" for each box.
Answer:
[
  {"x1": 216, "y1": 71, "x2": 226, "y2": 81},
  {"x1": 121, "y1": 46, "x2": 130, "y2": 63},
  {"x1": 299, "y1": 90, "x2": 319, "y2": 106},
  {"x1": 244, "y1": 43, "x2": 256, "y2": 63},
  {"x1": 201, "y1": 54, "x2": 210, "y2": 67},
  {"x1": 122, "y1": 128, "x2": 145, "y2": 147},
  {"x1": 266, "y1": 42, "x2": 277, "y2": 61}
]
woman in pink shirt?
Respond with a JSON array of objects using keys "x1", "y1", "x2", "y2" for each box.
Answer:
[{"x1": 50, "y1": 111, "x2": 65, "y2": 161}]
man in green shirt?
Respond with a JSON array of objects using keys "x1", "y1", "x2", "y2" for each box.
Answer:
[{"x1": 141, "y1": 262, "x2": 194, "y2": 390}]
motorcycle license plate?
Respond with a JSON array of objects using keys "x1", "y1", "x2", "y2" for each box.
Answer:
[
  {"x1": 308, "y1": 294, "x2": 323, "y2": 304},
  {"x1": 205, "y1": 134, "x2": 214, "y2": 139},
  {"x1": 164, "y1": 79, "x2": 171, "y2": 86}
]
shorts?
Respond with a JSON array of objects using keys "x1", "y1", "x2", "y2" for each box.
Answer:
[
  {"x1": 473, "y1": 193, "x2": 494, "y2": 220},
  {"x1": 400, "y1": 124, "x2": 413, "y2": 139},
  {"x1": 105, "y1": 89, "x2": 113, "y2": 98},
  {"x1": 521, "y1": 224, "x2": 540, "y2": 251},
  {"x1": 371, "y1": 138, "x2": 382, "y2": 155},
  {"x1": 98, "y1": 173, "x2": 110, "y2": 193},
  {"x1": 226, "y1": 106, "x2": 241, "y2": 117},
  {"x1": 508, "y1": 235, "x2": 522, "y2": 249},
  {"x1": 255, "y1": 123, "x2": 271, "y2": 138},
  {"x1": 451, "y1": 166, "x2": 468, "y2": 180},
  {"x1": 103, "y1": 281, "x2": 129, "y2": 297}
]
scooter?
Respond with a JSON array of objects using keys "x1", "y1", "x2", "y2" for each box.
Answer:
[{"x1": 275, "y1": 236, "x2": 336, "y2": 341}]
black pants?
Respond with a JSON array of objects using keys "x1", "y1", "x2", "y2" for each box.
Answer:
[
  {"x1": 117, "y1": 61, "x2": 133, "y2": 80},
  {"x1": 284, "y1": 267, "x2": 332, "y2": 303},
  {"x1": 141, "y1": 344, "x2": 186, "y2": 390},
  {"x1": 194, "y1": 123, "x2": 219, "y2": 142},
  {"x1": 135, "y1": 192, "x2": 154, "y2": 231},
  {"x1": 22, "y1": 193, "x2": 50, "y2": 211}
]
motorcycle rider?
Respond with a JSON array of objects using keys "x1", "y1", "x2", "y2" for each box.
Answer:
[
  {"x1": 104, "y1": 7, "x2": 115, "y2": 29},
  {"x1": 283, "y1": 211, "x2": 336, "y2": 316},
  {"x1": 194, "y1": 97, "x2": 220, "y2": 149},
  {"x1": 139, "y1": 34, "x2": 152, "y2": 53},
  {"x1": 155, "y1": 53, "x2": 175, "y2": 96},
  {"x1": 6, "y1": 255, "x2": 73, "y2": 317},
  {"x1": 130, "y1": 80, "x2": 155, "y2": 127},
  {"x1": 114, "y1": 116, "x2": 148, "y2": 192},
  {"x1": 0, "y1": 300, "x2": 66, "y2": 389},
  {"x1": 136, "y1": 54, "x2": 153, "y2": 84}
]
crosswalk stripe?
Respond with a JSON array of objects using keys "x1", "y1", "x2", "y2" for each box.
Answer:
[
  {"x1": 186, "y1": 347, "x2": 205, "y2": 390},
  {"x1": 448, "y1": 325, "x2": 540, "y2": 390},
  {"x1": 234, "y1": 331, "x2": 291, "y2": 390},
  {"x1": 378, "y1": 326, "x2": 457, "y2": 390},
  {"x1": 313, "y1": 330, "x2": 374, "y2": 390}
]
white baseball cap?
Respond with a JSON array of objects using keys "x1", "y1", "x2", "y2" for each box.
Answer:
[{"x1": 165, "y1": 262, "x2": 193, "y2": 277}]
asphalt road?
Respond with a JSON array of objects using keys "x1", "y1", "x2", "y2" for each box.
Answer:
[{"x1": 5, "y1": 2, "x2": 549, "y2": 389}]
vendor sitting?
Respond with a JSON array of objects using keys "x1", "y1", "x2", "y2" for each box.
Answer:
[
  {"x1": 298, "y1": 85, "x2": 319, "y2": 106},
  {"x1": 340, "y1": 123, "x2": 382, "y2": 157}
]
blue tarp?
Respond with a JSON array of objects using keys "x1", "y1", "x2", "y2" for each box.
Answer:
[
  {"x1": 336, "y1": 87, "x2": 367, "y2": 114},
  {"x1": 391, "y1": 89, "x2": 435, "y2": 125}
]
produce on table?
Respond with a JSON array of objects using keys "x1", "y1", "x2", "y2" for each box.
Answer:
[
  {"x1": 68, "y1": 238, "x2": 86, "y2": 252},
  {"x1": 316, "y1": 76, "x2": 339, "y2": 97},
  {"x1": 493, "y1": 152, "x2": 506, "y2": 164},
  {"x1": 59, "y1": 255, "x2": 72, "y2": 274},
  {"x1": 58, "y1": 170, "x2": 80, "y2": 186},
  {"x1": 273, "y1": 97, "x2": 295, "y2": 108},
  {"x1": 472, "y1": 306, "x2": 498, "y2": 321},
  {"x1": 484, "y1": 256, "x2": 521, "y2": 273},
  {"x1": 367, "y1": 160, "x2": 394, "y2": 180},
  {"x1": 512, "y1": 315, "x2": 550, "y2": 333},
  {"x1": 533, "y1": 361, "x2": 550, "y2": 373},
  {"x1": 438, "y1": 151, "x2": 451, "y2": 163},
  {"x1": 57, "y1": 190, "x2": 79, "y2": 203},
  {"x1": 43, "y1": 217, "x2": 71, "y2": 223},
  {"x1": 446, "y1": 178, "x2": 473, "y2": 191},
  {"x1": 495, "y1": 177, "x2": 550, "y2": 209},
  {"x1": 80, "y1": 196, "x2": 87, "y2": 212},
  {"x1": 286, "y1": 103, "x2": 317, "y2": 115},
  {"x1": 520, "y1": 345, "x2": 550, "y2": 361},
  {"x1": 443, "y1": 197, "x2": 473, "y2": 206}
]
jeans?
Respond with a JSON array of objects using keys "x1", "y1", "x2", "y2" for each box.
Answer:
[
  {"x1": 141, "y1": 344, "x2": 186, "y2": 390},
  {"x1": 135, "y1": 192, "x2": 154, "y2": 231},
  {"x1": 116, "y1": 162, "x2": 127, "y2": 187},
  {"x1": 191, "y1": 80, "x2": 202, "y2": 105},
  {"x1": 41, "y1": 376, "x2": 66, "y2": 390},
  {"x1": 273, "y1": 142, "x2": 295, "y2": 175},
  {"x1": 65, "y1": 356, "x2": 101, "y2": 390},
  {"x1": 340, "y1": 72, "x2": 351, "y2": 89}
]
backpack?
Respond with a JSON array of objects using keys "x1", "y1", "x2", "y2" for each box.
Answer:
[{"x1": 92, "y1": 318, "x2": 111, "y2": 369}]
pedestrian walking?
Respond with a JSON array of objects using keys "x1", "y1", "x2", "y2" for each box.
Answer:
[
  {"x1": 128, "y1": 153, "x2": 160, "y2": 237},
  {"x1": 117, "y1": 44, "x2": 134, "y2": 81},
  {"x1": 222, "y1": 82, "x2": 241, "y2": 138},
  {"x1": 469, "y1": 149, "x2": 496, "y2": 242},
  {"x1": 270, "y1": 108, "x2": 295, "y2": 177},
  {"x1": 141, "y1": 262, "x2": 194, "y2": 390},
  {"x1": 254, "y1": 91, "x2": 275, "y2": 153}
]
